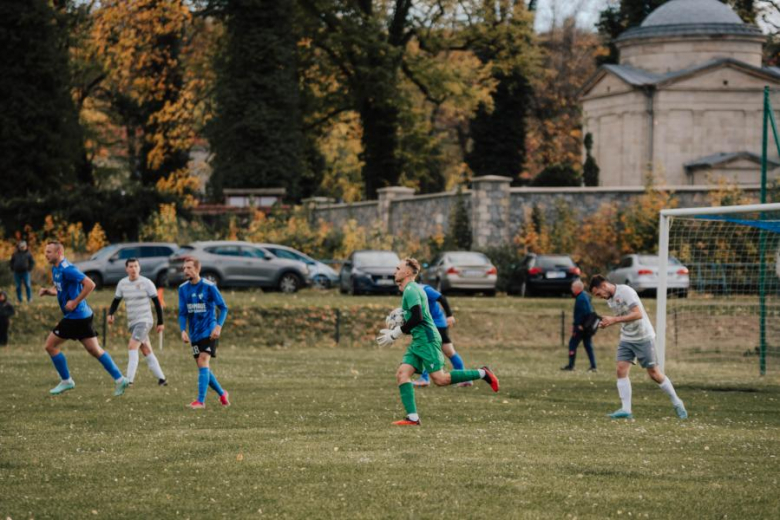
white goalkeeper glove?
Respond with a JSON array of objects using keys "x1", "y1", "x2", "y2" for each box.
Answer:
[{"x1": 376, "y1": 326, "x2": 402, "y2": 347}]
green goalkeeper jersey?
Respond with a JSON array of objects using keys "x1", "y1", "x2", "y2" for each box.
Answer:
[{"x1": 402, "y1": 281, "x2": 441, "y2": 346}]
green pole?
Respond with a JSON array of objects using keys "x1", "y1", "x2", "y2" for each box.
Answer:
[{"x1": 759, "y1": 87, "x2": 769, "y2": 375}]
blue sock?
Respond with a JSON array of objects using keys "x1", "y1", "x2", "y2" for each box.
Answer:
[
  {"x1": 420, "y1": 370, "x2": 430, "y2": 382},
  {"x1": 208, "y1": 371, "x2": 225, "y2": 397},
  {"x1": 198, "y1": 367, "x2": 209, "y2": 403},
  {"x1": 50, "y1": 352, "x2": 71, "y2": 381},
  {"x1": 98, "y1": 352, "x2": 123, "y2": 381},
  {"x1": 449, "y1": 353, "x2": 465, "y2": 370}
]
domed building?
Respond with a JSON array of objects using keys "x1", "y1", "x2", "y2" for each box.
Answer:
[{"x1": 580, "y1": 0, "x2": 780, "y2": 186}]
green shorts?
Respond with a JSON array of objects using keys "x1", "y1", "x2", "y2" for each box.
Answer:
[{"x1": 401, "y1": 340, "x2": 445, "y2": 374}]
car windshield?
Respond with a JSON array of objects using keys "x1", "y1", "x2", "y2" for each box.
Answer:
[
  {"x1": 638, "y1": 255, "x2": 681, "y2": 266},
  {"x1": 90, "y1": 245, "x2": 119, "y2": 260},
  {"x1": 447, "y1": 252, "x2": 489, "y2": 265},
  {"x1": 537, "y1": 256, "x2": 575, "y2": 269},
  {"x1": 354, "y1": 252, "x2": 399, "y2": 267}
]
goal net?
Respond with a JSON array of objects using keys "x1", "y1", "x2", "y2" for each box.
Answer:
[{"x1": 656, "y1": 203, "x2": 780, "y2": 375}]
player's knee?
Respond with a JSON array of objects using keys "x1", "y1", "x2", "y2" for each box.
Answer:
[{"x1": 430, "y1": 373, "x2": 449, "y2": 386}]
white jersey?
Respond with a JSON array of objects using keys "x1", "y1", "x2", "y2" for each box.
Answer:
[
  {"x1": 115, "y1": 276, "x2": 157, "y2": 328},
  {"x1": 607, "y1": 284, "x2": 655, "y2": 342}
]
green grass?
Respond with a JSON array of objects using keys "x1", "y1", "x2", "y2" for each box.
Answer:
[{"x1": 1, "y1": 290, "x2": 780, "y2": 519}]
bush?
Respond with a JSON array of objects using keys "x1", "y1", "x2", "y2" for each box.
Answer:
[
  {"x1": 480, "y1": 244, "x2": 524, "y2": 293},
  {"x1": 531, "y1": 163, "x2": 581, "y2": 187}
]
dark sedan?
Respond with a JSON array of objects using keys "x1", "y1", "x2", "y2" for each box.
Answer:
[
  {"x1": 507, "y1": 254, "x2": 581, "y2": 297},
  {"x1": 339, "y1": 250, "x2": 401, "y2": 295}
]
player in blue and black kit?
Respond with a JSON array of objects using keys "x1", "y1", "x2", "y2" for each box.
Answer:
[
  {"x1": 39, "y1": 241, "x2": 129, "y2": 396},
  {"x1": 412, "y1": 284, "x2": 471, "y2": 387},
  {"x1": 178, "y1": 257, "x2": 230, "y2": 409}
]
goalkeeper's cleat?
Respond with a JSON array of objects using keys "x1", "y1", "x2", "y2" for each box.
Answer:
[
  {"x1": 50, "y1": 380, "x2": 75, "y2": 395},
  {"x1": 674, "y1": 402, "x2": 688, "y2": 419},
  {"x1": 113, "y1": 377, "x2": 130, "y2": 397},
  {"x1": 158, "y1": 378, "x2": 168, "y2": 387},
  {"x1": 608, "y1": 409, "x2": 633, "y2": 420},
  {"x1": 219, "y1": 391, "x2": 231, "y2": 407},
  {"x1": 187, "y1": 401, "x2": 205, "y2": 409},
  {"x1": 481, "y1": 366, "x2": 499, "y2": 392},
  {"x1": 412, "y1": 378, "x2": 430, "y2": 387},
  {"x1": 392, "y1": 417, "x2": 421, "y2": 426},
  {"x1": 456, "y1": 381, "x2": 474, "y2": 387}
]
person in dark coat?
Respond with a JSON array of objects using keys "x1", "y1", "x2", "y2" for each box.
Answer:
[
  {"x1": 10, "y1": 240, "x2": 35, "y2": 303},
  {"x1": 0, "y1": 290, "x2": 14, "y2": 346},
  {"x1": 561, "y1": 279, "x2": 597, "y2": 371}
]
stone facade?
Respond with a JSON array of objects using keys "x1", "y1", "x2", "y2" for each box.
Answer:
[
  {"x1": 580, "y1": 0, "x2": 780, "y2": 188},
  {"x1": 308, "y1": 182, "x2": 762, "y2": 248}
]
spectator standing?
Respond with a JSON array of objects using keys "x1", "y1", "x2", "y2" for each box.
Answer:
[
  {"x1": 561, "y1": 279, "x2": 597, "y2": 372},
  {"x1": 10, "y1": 240, "x2": 35, "y2": 303},
  {"x1": 0, "y1": 290, "x2": 14, "y2": 345}
]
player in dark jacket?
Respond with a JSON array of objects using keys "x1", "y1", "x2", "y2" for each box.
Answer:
[
  {"x1": 561, "y1": 279, "x2": 597, "y2": 371},
  {"x1": 10, "y1": 240, "x2": 35, "y2": 303}
]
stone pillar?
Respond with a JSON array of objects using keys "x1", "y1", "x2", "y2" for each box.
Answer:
[
  {"x1": 302, "y1": 196, "x2": 335, "y2": 225},
  {"x1": 470, "y1": 175, "x2": 512, "y2": 248},
  {"x1": 377, "y1": 186, "x2": 415, "y2": 233}
]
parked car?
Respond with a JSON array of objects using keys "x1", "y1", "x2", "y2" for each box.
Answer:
[
  {"x1": 75, "y1": 242, "x2": 178, "y2": 290},
  {"x1": 339, "y1": 250, "x2": 401, "y2": 295},
  {"x1": 607, "y1": 254, "x2": 690, "y2": 297},
  {"x1": 167, "y1": 241, "x2": 309, "y2": 293},
  {"x1": 422, "y1": 251, "x2": 497, "y2": 296},
  {"x1": 507, "y1": 254, "x2": 581, "y2": 297},
  {"x1": 260, "y1": 244, "x2": 339, "y2": 289}
]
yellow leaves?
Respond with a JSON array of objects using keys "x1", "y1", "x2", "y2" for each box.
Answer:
[
  {"x1": 140, "y1": 203, "x2": 179, "y2": 242},
  {"x1": 87, "y1": 223, "x2": 108, "y2": 254}
]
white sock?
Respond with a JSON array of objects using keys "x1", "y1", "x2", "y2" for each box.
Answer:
[
  {"x1": 144, "y1": 353, "x2": 165, "y2": 380},
  {"x1": 658, "y1": 377, "x2": 683, "y2": 407},
  {"x1": 617, "y1": 378, "x2": 632, "y2": 412},
  {"x1": 127, "y1": 350, "x2": 139, "y2": 382},
  {"x1": 407, "y1": 413, "x2": 420, "y2": 422},
  {"x1": 478, "y1": 369, "x2": 486, "y2": 378}
]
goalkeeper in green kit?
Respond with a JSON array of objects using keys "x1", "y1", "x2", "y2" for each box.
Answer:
[{"x1": 377, "y1": 258, "x2": 499, "y2": 426}]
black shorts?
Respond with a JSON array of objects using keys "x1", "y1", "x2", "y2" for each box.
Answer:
[
  {"x1": 191, "y1": 338, "x2": 218, "y2": 359},
  {"x1": 437, "y1": 326, "x2": 452, "y2": 345},
  {"x1": 53, "y1": 316, "x2": 98, "y2": 340}
]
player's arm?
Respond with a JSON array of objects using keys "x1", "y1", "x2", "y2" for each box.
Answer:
[
  {"x1": 64, "y1": 270, "x2": 94, "y2": 311},
  {"x1": 178, "y1": 288, "x2": 190, "y2": 343},
  {"x1": 210, "y1": 286, "x2": 228, "y2": 339},
  {"x1": 436, "y1": 294, "x2": 455, "y2": 326},
  {"x1": 400, "y1": 305, "x2": 423, "y2": 334},
  {"x1": 601, "y1": 304, "x2": 642, "y2": 327},
  {"x1": 151, "y1": 296, "x2": 164, "y2": 329},
  {"x1": 39, "y1": 285, "x2": 57, "y2": 297},
  {"x1": 107, "y1": 296, "x2": 122, "y2": 325}
]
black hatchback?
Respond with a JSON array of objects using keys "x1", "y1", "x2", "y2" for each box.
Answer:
[{"x1": 507, "y1": 254, "x2": 581, "y2": 297}]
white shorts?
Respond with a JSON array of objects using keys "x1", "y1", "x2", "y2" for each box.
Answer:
[{"x1": 129, "y1": 322, "x2": 152, "y2": 343}]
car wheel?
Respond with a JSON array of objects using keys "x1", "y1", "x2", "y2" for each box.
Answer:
[
  {"x1": 278, "y1": 272, "x2": 302, "y2": 294},
  {"x1": 156, "y1": 271, "x2": 168, "y2": 289},
  {"x1": 312, "y1": 275, "x2": 330, "y2": 290},
  {"x1": 349, "y1": 280, "x2": 361, "y2": 296},
  {"x1": 485, "y1": 289, "x2": 496, "y2": 297},
  {"x1": 678, "y1": 289, "x2": 688, "y2": 299},
  {"x1": 339, "y1": 281, "x2": 347, "y2": 294},
  {"x1": 201, "y1": 271, "x2": 221, "y2": 286},
  {"x1": 85, "y1": 272, "x2": 103, "y2": 291}
]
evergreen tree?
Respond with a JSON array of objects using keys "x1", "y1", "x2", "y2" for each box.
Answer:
[
  {"x1": 531, "y1": 163, "x2": 581, "y2": 187},
  {"x1": 583, "y1": 133, "x2": 600, "y2": 187},
  {"x1": 208, "y1": 0, "x2": 303, "y2": 200},
  {"x1": 448, "y1": 186, "x2": 472, "y2": 251},
  {"x1": 0, "y1": 0, "x2": 86, "y2": 197}
]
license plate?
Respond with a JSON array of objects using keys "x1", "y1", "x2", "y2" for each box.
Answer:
[
  {"x1": 376, "y1": 278, "x2": 395, "y2": 286},
  {"x1": 546, "y1": 271, "x2": 566, "y2": 279},
  {"x1": 463, "y1": 270, "x2": 484, "y2": 277}
]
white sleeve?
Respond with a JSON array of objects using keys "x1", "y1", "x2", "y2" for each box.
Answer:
[
  {"x1": 115, "y1": 281, "x2": 124, "y2": 299},
  {"x1": 145, "y1": 278, "x2": 157, "y2": 297},
  {"x1": 624, "y1": 287, "x2": 641, "y2": 309}
]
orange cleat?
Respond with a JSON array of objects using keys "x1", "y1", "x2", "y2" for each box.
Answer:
[
  {"x1": 392, "y1": 417, "x2": 421, "y2": 426},
  {"x1": 481, "y1": 366, "x2": 499, "y2": 392}
]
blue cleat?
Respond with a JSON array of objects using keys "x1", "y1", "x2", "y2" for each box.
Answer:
[
  {"x1": 608, "y1": 409, "x2": 633, "y2": 420},
  {"x1": 114, "y1": 377, "x2": 130, "y2": 397},
  {"x1": 50, "y1": 380, "x2": 75, "y2": 395},
  {"x1": 674, "y1": 403, "x2": 688, "y2": 419}
]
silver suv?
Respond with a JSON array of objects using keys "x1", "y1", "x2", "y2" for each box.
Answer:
[
  {"x1": 167, "y1": 241, "x2": 310, "y2": 293},
  {"x1": 75, "y1": 242, "x2": 178, "y2": 290}
]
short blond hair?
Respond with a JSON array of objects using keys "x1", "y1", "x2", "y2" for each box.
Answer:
[{"x1": 404, "y1": 258, "x2": 421, "y2": 276}]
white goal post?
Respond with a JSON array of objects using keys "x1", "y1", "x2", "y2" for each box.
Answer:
[{"x1": 656, "y1": 202, "x2": 780, "y2": 372}]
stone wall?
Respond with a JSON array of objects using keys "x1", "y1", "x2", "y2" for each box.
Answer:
[{"x1": 307, "y1": 180, "x2": 764, "y2": 248}]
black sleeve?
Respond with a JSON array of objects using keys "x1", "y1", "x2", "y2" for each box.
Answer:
[
  {"x1": 108, "y1": 297, "x2": 122, "y2": 316},
  {"x1": 437, "y1": 294, "x2": 453, "y2": 317},
  {"x1": 151, "y1": 296, "x2": 164, "y2": 325},
  {"x1": 400, "y1": 304, "x2": 423, "y2": 334}
]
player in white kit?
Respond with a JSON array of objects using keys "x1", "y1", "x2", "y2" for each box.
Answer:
[
  {"x1": 108, "y1": 258, "x2": 167, "y2": 386},
  {"x1": 589, "y1": 274, "x2": 687, "y2": 420}
]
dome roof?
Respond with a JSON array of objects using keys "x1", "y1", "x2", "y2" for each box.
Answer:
[
  {"x1": 642, "y1": 0, "x2": 742, "y2": 27},
  {"x1": 617, "y1": 0, "x2": 762, "y2": 43}
]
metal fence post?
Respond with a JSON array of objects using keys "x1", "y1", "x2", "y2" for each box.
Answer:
[
  {"x1": 102, "y1": 308, "x2": 107, "y2": 349},
  {"x1": 561, "y1": 310, "x2": 565, "y2": 347},
  {"x1": 335, "y1": 308, "x2": 341, "y2": 345}
]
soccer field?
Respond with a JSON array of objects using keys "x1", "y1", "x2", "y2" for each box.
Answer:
[{"x1": 1, "y1": 292, "x2": 780, "y2": 519}]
